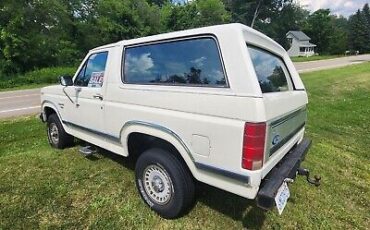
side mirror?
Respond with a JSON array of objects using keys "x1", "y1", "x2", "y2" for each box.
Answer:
[{"x1": 60, "y1": 75, "x2": 73, "y2": 86}]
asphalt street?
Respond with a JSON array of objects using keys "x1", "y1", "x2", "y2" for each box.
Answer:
[
  {"x1": 295, "y1": 54, "x2": 370, "y2": 73},
  {"x1": 0, "y1": 54, "x2": 369, "y2": 119},
  {"x1": 0, "y1": 88, "x2": 41, "y2": 119}
]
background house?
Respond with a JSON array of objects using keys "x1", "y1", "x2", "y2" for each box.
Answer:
[{"x1": 286, "y1": 31, "x2": 316, "y2": 57}]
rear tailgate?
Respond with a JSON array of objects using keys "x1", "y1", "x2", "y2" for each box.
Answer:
[
  {"x1": 247, "y1": 45, "x2": 308, "y2": 175},
  {"x1": 263, "y1": 91, "x2": 308, "y2": 157},
  {"x1": 267, "y1": 106, "x2": 306, "y2": 157}
]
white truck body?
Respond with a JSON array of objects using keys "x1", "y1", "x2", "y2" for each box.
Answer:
[{"x1": 40, "y1": 23, "x2": 312, "y2": 216}]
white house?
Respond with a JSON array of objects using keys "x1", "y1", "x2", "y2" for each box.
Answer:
[{"x1": 286, "y1": 31, "x2": 316, "y2": 57}]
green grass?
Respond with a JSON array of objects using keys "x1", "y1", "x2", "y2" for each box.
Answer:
[
  {"x1": 0, "y1": 67, "x2": 75, "y2": 91},
  {"x1": 291, "y1": 55, "x2": 342, "y2": 62},
  {"x1": 1, "y1": 63, "x2": 370, "y2": 229}
]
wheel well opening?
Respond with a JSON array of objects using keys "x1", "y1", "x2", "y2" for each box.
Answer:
[
  {"x1": 127, "y1": 132, "x2": 190, "y2": 171},
  {"x1": 44, "y1": 107, "x2": 56, "y2": 119}
]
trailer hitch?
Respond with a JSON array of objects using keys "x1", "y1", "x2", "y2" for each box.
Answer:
[{"x1": 297, "y1": 168, "x2": 321, "y2": 186}]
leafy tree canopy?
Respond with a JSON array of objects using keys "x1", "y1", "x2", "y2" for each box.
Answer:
[{"x1": 0, "y1": 0, "x2": 369, "y2": 76}]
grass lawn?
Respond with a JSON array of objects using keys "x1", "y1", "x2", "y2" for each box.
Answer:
[
  {"x1": 1, "y1": 63, "x2": 370, "y2": 229},
  {"x1": 291, "y1": 55, "x2": 342, "y2": 62}
]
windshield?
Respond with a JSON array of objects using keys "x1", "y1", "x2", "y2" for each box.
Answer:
[{"x1": 248, "y1": 46, "x2": 291, "y2": 93}]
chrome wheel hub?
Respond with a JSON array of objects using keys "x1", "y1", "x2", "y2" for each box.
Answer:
[
  {"x1": 143, "y1": 164, "x2": 173, "y2": 205},
  {"x1": 49, "y1": 123, "x2": 59, "y2": 144}
]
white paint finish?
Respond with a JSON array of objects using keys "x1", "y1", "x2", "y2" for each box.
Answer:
[
  {"x1": 191, "y1": 135, "x2": 210, "y2": 157},
  {"x1": 262, "y1": 91, "x2": 308, "y2": 120},
  {"x1": 62, "y1": 86, "x2": 105, "y2": 131},
  {"x1": 40, "y1": 23, "x2": 309, "y2": 200}
]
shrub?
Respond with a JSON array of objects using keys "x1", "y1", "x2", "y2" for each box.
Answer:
[{"x1": 0, "y1": 67, "x2": 76, "y2": 90}]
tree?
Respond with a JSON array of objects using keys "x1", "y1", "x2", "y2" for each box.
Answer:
[
  {"x1": 362, "y1": 3, "x2": 370, "y2": 52},
  {"x1": 148, "y1": 0, "x2": 171, "y2": 6},
  {"x1": 186, "y1": 67, "x2": 202, "y2": 84},
  {"x1": 259, "y1": 2, "x2": 309, "y2": 49},
  {"x1": 0, "y1": 0, "x2": 165, "y2": 75},
  {"x1": 94, "y1": 0, "x2": 161, "y2": 44},
  {"x1": 327, "y1": 16, "x2": 348, "y2": 55},
  {"x1": 348, "y1": 10, "x2": 369, "y2": 53},
  {"x1": 196, "y1": 0, "x2": 231, "y2": 26},
  {"x1": 163, "y1": 2, "x2": 200, "y2": 31},
  {"x1": 223, "y1": 0, "x2": 291, "y2": 28},
  {"x1": 162, "y1": 0, "x2": 230, "y2": 31},
  {"x1": 303, "y1": 9, "x2": 332, "y2": 54},
  {"x1": 0, "y1": 0, "x2": 75, "y2": 74}
]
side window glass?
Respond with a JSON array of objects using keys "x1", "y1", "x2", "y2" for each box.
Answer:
[
  {"x1": 76, "y1": 64, "x2": 86, "y2": 83},
  {"x1": 74, "y1": 52, "x2": 108, "y2": 87},
  {"x1": 123, "y1": 37, "x2": 227, "y2": 87},
  {"x1": 248, "y1": 46, "x2": 290, "y2": 93}
]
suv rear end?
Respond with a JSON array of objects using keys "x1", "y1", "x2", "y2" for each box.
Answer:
[
  {"x1": 237, "y1": 25, "x2": 319, "y2": 211},
  {"x1": 244, "y1": 43, "x2": 309, "y2": 171}
]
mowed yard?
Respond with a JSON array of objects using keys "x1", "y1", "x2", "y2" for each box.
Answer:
[{"x1": 0, "y1": 63, "x2": 369, "y2": 229}]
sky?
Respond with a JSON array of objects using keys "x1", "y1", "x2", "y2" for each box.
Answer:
[{"x1": 296, "y1": 0, "x2": 370, "y2": 17}]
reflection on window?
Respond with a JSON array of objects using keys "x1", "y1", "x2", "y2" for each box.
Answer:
[
  {"x1": 248, "y1": 46, "x2": 289, "y2": 93},
  {"x1": 75, "y1": 52, "x2": 108, "y2": 87},
  {"x1": 123, "y1": 38, "x2": 226, "y2": 86}
]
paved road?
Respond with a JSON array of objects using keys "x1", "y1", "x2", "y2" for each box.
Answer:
[
  {"x1": 0, "y1": 88, "x2": 41, "y2": 119},
  {"x1": 295, "y1": 54, "x2": 370, "y2": 73},
  {"x1": 0, "y1": 54, "x2": 369, "y2": 119}
]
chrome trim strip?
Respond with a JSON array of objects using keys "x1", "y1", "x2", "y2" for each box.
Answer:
[
  {"x1": 62, "y1": 120, "x2": 120, "y2": 143},
  {"x1": 122, "y1": 120, "x2": 195, "y2": 162},
  {"x1": 269, "y1": 123, "x2": 305, "y2": 155},
  {"x1": 123, "y1": 121, "x2": 249, "y2": 184},
  {"x1": 195, "y1": 162, "x2": 250, "y2": 184},
  {"x1": 61, "y1": 119, "x2": 250, "y2": 185},
  {"x1": 271, "y1": 107, "x2": 307, "y2": 127}
]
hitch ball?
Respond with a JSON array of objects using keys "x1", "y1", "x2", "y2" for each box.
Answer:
[{"x1": 297, "y1": 168, "x2": 321, "y2": 186}]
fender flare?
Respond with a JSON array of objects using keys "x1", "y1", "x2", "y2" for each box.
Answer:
[
  {"x1": 41, "y1": 100, "x2": 63, "y2": 122},
  {"x1": 120, "y1": 121, "x2": 198, "y2": 179}
]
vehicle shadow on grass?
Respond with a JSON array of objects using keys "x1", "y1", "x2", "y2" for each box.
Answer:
[
  {"x1": 88, "y1": 146, "x2": 136, "y2": 168},
  {"x1": 196, "y1": 182, "x2": 267, "y2": 229},
  {"x1": 89, "y1": 146, "x2": 266, "y2": 228}
]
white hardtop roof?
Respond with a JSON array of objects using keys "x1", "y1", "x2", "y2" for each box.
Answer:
[{"x1": 90, "y1": 23, "x2": 284, "y2": 53}]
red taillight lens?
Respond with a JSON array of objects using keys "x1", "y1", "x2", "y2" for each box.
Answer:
[{"x1": 242, "y1": 122, "x2": 266, "y2": 170}]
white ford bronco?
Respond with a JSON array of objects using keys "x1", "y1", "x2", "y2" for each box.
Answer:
[{"x1": 40, "y1": 23, "x2": 320, "y2": 218}]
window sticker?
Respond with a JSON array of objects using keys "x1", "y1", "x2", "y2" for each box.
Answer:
[{"x1": 88, "y1": 71, "x2": 104, "y2": 87}]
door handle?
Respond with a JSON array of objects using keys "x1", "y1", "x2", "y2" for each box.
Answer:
[{"x1": 93, "y1": 94, "x2": 103, "y2": 100}]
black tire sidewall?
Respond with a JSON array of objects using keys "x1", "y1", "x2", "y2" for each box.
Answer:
[
  {"x1": 47, "y1": 114, "x2": 73, "y2": 149},
  {"x1": 47, "y1": 115, "x2": 60, "y2": 148},
  {"x1": 135, "y1": 148, "x2": 194, "y2": 219}
]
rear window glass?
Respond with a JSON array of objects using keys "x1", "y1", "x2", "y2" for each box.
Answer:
[
  {"x1": 123, "y1": 37, "x2": 227, "y2": 87},
  {"x1": 248, "y1": 46, "x2": 290, "y2": 93}
]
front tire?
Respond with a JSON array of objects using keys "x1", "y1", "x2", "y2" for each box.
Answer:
[
  {"x1": 135, "y1": 148, "x2": 195, "y2": 219},
  {"x1": 47, "y1": 113, "x2": 74, "y2": 149}
]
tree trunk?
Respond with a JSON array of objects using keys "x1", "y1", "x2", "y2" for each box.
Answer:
[{"x1": 251, "y1": 0, "x2": 263, "y2": 28}]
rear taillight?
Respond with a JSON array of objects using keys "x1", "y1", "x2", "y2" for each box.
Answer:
[{"x1": 242, "y1": 122, "x2": 266, "y2": 170}]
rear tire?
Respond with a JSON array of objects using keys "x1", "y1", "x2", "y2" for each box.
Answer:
[
  {"x1": 47, "y1": 113, "x2": 74, "y2": 149},
  {"x1": 135, "y1": 148, "x2": 195, "y2": 219}
]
